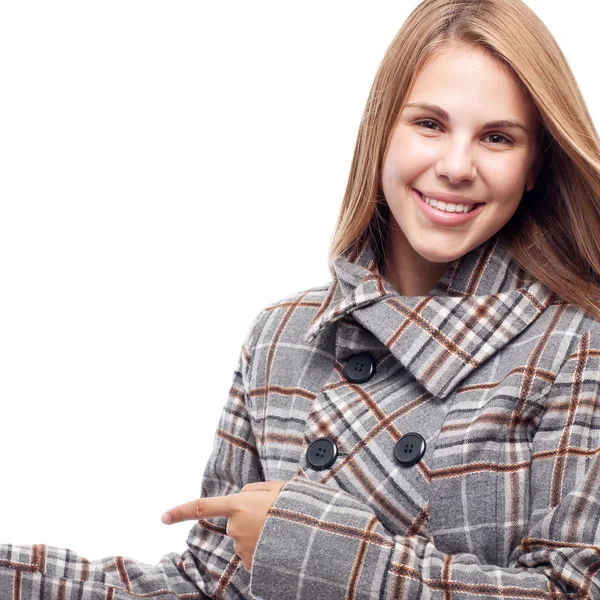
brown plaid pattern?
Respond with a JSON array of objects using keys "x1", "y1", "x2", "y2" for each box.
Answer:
[{"x1": 2, "y1": 231, "x2": 600, "y2": 599}]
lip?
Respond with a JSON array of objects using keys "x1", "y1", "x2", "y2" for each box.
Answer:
[
  {"x1": 417, "y1": 190, "x2": 482, "y2": 205},
  {"x1": 413, "y1": 188, "x2": 484, "y2": 225}
]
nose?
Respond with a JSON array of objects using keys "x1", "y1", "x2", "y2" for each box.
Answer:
[{"x1": 434, "y1": 137, "x2": 477, "y2": 184}]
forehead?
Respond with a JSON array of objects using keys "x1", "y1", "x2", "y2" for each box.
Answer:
[{"x1": 405, "y1": 45, "x2": 537, "y2": 125}]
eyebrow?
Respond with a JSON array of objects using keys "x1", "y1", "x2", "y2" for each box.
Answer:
[{"x1": 403, "y1": 102, "x2": 530, "y2": 133}]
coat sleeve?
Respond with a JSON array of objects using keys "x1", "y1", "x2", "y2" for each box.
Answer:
[
  {"x1": 249, "y1": 330, "x2": 600, "y2": 600},
  {"x1": 0, "y1": 309, "x2": 268, "y2": 600},
  {"x1": 182, "y1": 307, "x2": 269, "y2": 597}
]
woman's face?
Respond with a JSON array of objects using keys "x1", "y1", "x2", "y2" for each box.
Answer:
[{"x1": 381, "y1": 44, "x2": 543, "y2": 269}]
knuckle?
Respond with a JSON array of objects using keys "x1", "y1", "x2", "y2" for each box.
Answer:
[{"x1": 193, "y1": 501, "x2": 204, "y2": 520}]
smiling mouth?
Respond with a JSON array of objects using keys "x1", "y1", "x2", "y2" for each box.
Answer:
[{"x1": 416, "y1": 189, "x2": 484, "y2": 212}]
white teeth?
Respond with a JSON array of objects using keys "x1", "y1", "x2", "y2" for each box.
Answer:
[{"x1": 423, "y1": 195, "x2": 474, "y2": 213}]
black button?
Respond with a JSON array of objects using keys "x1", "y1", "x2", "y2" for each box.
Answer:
[
  {"x1": 306, "y1": 437, "x2": 338, "y2": 471},
  {"x1": 344, "y1": 352, "x2": 376, "y2": 384},
  {"x1": 394, "y1": 433, "x2": 426, "y2": 467}
]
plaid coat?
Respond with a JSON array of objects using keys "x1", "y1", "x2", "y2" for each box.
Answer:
[{"x1": 2, "y1": 231, "x2": 600, "y2": 599}]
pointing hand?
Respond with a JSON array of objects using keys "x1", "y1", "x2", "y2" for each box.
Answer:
[{"x1": 161, "y1": 480, "x2": 287, "y2": 572}]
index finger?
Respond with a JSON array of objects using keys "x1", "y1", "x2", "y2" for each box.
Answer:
[{"x1": 161, "y1": 494, "x2": 238, "y2": 524}]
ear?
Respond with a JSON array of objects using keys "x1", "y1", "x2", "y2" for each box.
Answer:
[{"x1": 527, "y1": 147, "x2": 544, "y2": 191}]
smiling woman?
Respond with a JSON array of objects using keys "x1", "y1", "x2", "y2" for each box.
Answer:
[
  {"x1": 3, "y1": 1, "x2": 600, "y2": 599},
  {"x1": 379, "y1": 43, "x2": 545, "y2": 295}
]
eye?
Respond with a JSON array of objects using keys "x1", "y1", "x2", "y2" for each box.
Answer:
[
  {"x1": 413, "y1": 119, "x2": 513, "y2": 145},
  {"x1": 414, "y1": 119, "x2": 442, "y2": 131},
  {"x1": 482, "y1": 133, "x2": 513, "y2": 145}
]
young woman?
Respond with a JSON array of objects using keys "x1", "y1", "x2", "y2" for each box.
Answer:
[{"x1": 3, "y1": 0, "x2": 600, "y2": 598}]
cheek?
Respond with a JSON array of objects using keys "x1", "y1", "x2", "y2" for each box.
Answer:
[
  {"x1": 382, "y1": 144, "x2": 427, "y2": 192},
  {"x1": 484, "y1": 156, "x2": 528, "y2": 198},
  {"x1": 381, "y1": 157, "x2": 397, "y2": 194},
  {"x1": 382, "y1": 132, "x2": 441, "y2": 189}
]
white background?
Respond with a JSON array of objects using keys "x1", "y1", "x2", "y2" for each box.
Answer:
[{"x1": 0, "y1": 1, "x2": 598, "y2": 565}]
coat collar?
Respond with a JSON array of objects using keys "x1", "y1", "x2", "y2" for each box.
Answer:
[{"x1": 305, "y1": 232, "x2": 557, "y2": 399}]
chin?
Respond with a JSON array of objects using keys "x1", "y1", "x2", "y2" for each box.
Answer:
[{"x1": 415, "y1": 244, "x2": 466, "y2": 264}]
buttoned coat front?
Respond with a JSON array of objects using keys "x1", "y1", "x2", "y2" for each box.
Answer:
[{"x1": 2, "y1": 231, "x2": 600, "y2": 600}]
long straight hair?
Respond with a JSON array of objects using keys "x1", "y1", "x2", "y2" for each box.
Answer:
[{"x1": 328, "y1": 0, "x2": 600, "y2": 320}]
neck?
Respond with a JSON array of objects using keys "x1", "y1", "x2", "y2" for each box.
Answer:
[{"x1": 380, "y1": 225, "x2": 450, "y2": 296}]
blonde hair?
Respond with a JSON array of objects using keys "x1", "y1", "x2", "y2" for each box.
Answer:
[{"x1": 328, "y1": 0, "x2": 600, "y2": 320}]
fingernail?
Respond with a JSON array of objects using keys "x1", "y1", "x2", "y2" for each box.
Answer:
[{"x1": 161, "y1": 513, "x2": 172, "y2": 524}]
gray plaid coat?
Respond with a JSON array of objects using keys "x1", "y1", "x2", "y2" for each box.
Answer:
[{"x1": 2, "y1": 231, "x2": 600, "y2": 599}]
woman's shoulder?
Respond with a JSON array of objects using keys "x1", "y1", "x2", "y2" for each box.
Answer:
[
  {"x1": 244, "y1": 280, "x2": 334, "y2": 352},
  {"x1": 546, "y1": 298, "x2": 600, "y2": 339},
  {"x1": 263, "y1": 280, "x2": 335, "y2": 310},
  {"x1": 527, "y1": 298, "x2": 600, "y2": 374},
  {"x1": 243, "y1": 279, "x2": 336, "y2": 353}
]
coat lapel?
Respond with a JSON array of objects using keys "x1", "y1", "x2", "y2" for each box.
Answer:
[{"x1": 306, "y1": 233, "x2": 556, "y2": 399}]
